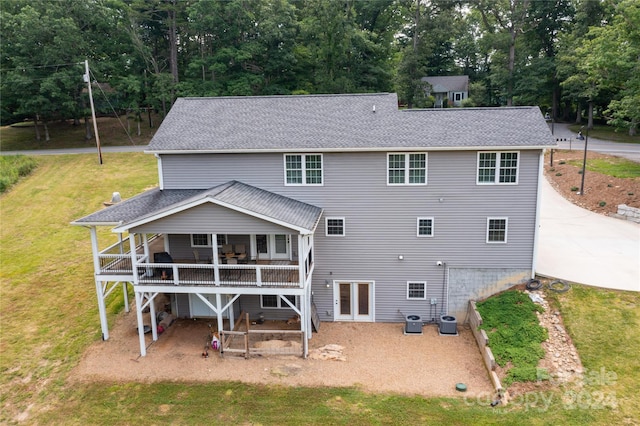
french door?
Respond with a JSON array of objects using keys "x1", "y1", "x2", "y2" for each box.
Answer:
[
  {"x1": 334, "y1": 281, "x2": 374, "y2": 322},
  {"x1": 256, "y1": 234, "x2": 290, "y2": 260}
]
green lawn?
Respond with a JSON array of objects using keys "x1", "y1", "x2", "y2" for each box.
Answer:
[
  {"x1": 566, "y1": 156, "x2": 640, "y2": 178},
  {"x1": 1, "y1": 153, "x2": 638, "y2": 425},
  {"x1": 567, "y1": 124, "x2": 640, "y2": 144}
]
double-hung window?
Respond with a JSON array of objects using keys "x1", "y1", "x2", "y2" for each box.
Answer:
[
  {"x1": 191, "y1": 234, "x2": 226, "y2": 248},
  {"x1": 326, "y1": 217, "x2": 345, "y2": 236},
  {"x1": 486, "y1": 217, "x2": 508, "y2": 243},
  {"x1": 407, "y1": 282, "x2": 427, "y2": 300},
  {"x1": 477, "y1": 152, "x2": 519, "y2": 184},
  {"x1": 417, "y1": 217, "x2": 434, "y2": 237},
  {"x1": 285, "y1": 154, "x2": 323, "y2": 185},
  {"x1": 388, "y1": 153, "x2": 427, "y2": 185}
]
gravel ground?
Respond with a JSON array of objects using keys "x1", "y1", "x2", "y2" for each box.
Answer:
[{"x1": 69, "y1": 311, "x2": 494, "y2": 398}]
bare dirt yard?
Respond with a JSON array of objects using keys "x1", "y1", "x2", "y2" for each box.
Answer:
[
  {"x1": 70, "y1": 310, "x2": 494, "y2": 398},
  {"x1": 545, "y1": 150, "x2": 640, "y2": 215}
]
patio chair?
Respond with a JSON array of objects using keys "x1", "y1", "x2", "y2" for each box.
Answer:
[
  {"x1": 193, "y1": 250, "x2": 208, "y2": 264},
  {"x1": 235, "y1": 244, "x2": 247, "y2": 263},
  {"x1": 221, "y1": 244, "x2": 234, "y2": 255}
]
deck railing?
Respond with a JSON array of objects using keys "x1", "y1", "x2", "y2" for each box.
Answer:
[{"x1": 135, "y1": 262, "x2": 301, "y2": 288}]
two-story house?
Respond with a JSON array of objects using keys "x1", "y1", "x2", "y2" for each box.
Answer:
[
  {"x1": 421, "y1": 76, "x2": 470, "y2": 107},
  {"x1": 72, "y1": 93, "x2": 554, "y2": 357}
]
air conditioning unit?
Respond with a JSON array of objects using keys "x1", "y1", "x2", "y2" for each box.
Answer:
[
  {"x1": 439, "y1": 315, "x2": 458, "y2": 335},
  {"x1": 405, "y1": 315, "x2": 423, "y2": 335}
]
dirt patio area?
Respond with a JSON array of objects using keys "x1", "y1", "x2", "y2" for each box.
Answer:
[{"x1": 70, "y1": 310, "x2": 494, "y2": 398}]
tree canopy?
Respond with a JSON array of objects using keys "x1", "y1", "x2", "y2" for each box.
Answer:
[{"x1": 1, "y1": 0, "x2": 638, "y2": 138}]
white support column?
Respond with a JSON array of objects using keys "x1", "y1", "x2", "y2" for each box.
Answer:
[
  {"x1": 122, "y1": 282, "x2": 130, "y2": 313},
  {"x1": 215, "y1": 293, "x2": 223, "y2": 334},
  {"x1": 90, "y1": 227, "x2": 110, "y2": 340},
  {"x1": 300, "y1": 293, "x2": 308, "y2": 357},
  {"x1": 95, "y1": 279, "x2": 109, "y2": 341},
  {"x1": 149, "y1": 292, "x2": 158, "y2": 342},
  {"x1": 135, "y1": 291, "x2": 146, "y2": 356},
  {"x1": 128, "y1": 234, "x2": 139, "y2": 284},
  {"x1": 212, "y1": 234, "x2": 220, "y2": 284},
  {"x1": 298, "y1": 234, "x2": 305, "y2": 288}
]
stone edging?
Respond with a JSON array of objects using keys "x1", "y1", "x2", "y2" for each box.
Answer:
[
  {"x1": 614, "y1": 204, "x2": 640, "y2": 223},
  {"x1": 468, "y1": 300, "x2": 504, "y2": 402}
]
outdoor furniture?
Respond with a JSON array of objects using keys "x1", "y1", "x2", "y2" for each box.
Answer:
[
  {"x1": 221, "y1": 244, "x2": 234, "y2": 255},
  {"x1": 235, "y1": 244, "x2": 247, "y2": 263},
  {"x1": 153, "y1": 252, "x2": 174, "y2": 279},
  {"x1": 193, "y1": 250, "x2": 208, "y2": 264}
]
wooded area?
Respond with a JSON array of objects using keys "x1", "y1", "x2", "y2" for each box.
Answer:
[{"x1": 1, "y1": 0, "x2": 638, "y2": 140}]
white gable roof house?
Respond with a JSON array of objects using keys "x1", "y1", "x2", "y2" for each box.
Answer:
[
  {"x1": 421, "y1": 75, "x2": 470, "y2": 107},
  {"x1": 72, "y1": 93, "x2": 554, "y2": 358}
]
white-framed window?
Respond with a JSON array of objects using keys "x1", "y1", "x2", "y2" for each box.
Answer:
[
  {"x1": 477, "y1": 152, "x2": 519, "y2": 184},
  {"x1": 387, "y1": 153, "x2": 427, "y2": 185},
  {"x1": 325, "y1": 217, "x2": 345, "y2": 236},
  {"x1": 486, "y1": 217, "x2": 508, "y2": 243},
  {"x1": 191, "y1": 234, "x2": 211, "y2": 247},
  {"x1": 284, "y1": 154, "x2": 323, "y2": 185},
  {"x1": 190, "y1": 234, "x2": 226, "y2": 247},
  {"x1": 407, "y1": 282, "x2": 427, "y2": 300},
  {"x1": 417, "y1": 217, "x2": 434, "y2": 237},
  {"x1": 261, "y1": 295, "x2": 298, "y2": 309}
]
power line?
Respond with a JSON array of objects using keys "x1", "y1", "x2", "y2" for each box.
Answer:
[{"x1": 0, "y1": 62, "x2": 84, "y2": 72}]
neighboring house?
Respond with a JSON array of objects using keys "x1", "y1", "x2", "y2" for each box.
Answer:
[
  {"x1": 421, "y1": 75, "x2": 469, "y2": 107},
  {"x1": 72, "y1": 93, "x2": 554, "y2": 357}
]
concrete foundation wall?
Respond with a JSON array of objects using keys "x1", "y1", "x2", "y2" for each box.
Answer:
[{"x1": 448, "y1": 268, "x2": 530, "y2": 319}]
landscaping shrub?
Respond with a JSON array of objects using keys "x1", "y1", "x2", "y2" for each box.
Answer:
[{"x1": 476, "y1": 290, "x2": 548, "y2": 386}]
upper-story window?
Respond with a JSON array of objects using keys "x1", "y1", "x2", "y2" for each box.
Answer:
[
  {"x1": 477, "y1": 152, "x2": 519, "y2": 184},
  {"x1": 284, "y1": 154, "x2": 323, "y2": 185},
  {"x1": 388, "y1": 153, "x2": 427, "y2": 185}
]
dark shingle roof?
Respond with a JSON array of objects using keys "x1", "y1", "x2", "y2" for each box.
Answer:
[
  {"x1": 146, "y1": 93, "x2": 554, "y2": 152},
  {"x1": 72, "y1": 181, "x2": 323, "y2": 233},
  {"x1": 421, "y1": 76, "x2": 469, "y2": 92}
]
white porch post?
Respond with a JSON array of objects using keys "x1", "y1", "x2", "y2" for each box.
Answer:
[
  {"x1": 212, "y1": 234, "x2": 220, "y2": 284},
  {"x1": 90, "y1": 227, "x2": 109, "y2": 340},
  {"x1": 135, "y1": 291, "x2": 146, "y2": 356},
  {"x1": 149, "y1": 292, "x2": 158, "y2": 342},
  {"x1": 215, "y1": 293, "x2": 223, "y2": 334}
]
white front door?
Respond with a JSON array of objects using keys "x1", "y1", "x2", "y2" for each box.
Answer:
[{"x1": 334, "y1": 281, "x2": 374, "y2": 322}]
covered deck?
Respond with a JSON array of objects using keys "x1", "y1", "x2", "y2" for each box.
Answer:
[{"x1": 72, "y1": 181, "x2": 323, "y2": 357}]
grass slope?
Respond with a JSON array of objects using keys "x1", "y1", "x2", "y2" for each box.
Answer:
[{"x1": 0, "y1": 153, "x2": 638, "y2": 425}]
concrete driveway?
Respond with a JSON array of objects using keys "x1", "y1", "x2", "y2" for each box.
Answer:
[{"x1": 537, "y1": 176, "x2": 640, "y2": 292}]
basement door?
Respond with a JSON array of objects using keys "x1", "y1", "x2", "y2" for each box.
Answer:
[{"x1": 334, "y1": 281, "x2": 374, "y2": 322}]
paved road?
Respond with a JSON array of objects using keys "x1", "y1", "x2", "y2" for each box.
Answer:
[
  {"x1": 0, "y1": 145, "x2": 148, "y2": 156},
  {"x1": 549, "y1": 122, "x2": 640, "y2": 162}
]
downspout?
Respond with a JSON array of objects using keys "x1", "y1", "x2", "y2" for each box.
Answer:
[{"x1": 531, "y1": 150, "x2": 544, "y2": 278}]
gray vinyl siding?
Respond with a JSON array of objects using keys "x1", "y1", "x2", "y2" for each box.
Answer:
[
  {"x1": 132, "y1": 203, "x2": 295, "y2": 235},
  {"x1": 160, "y1": 150, "x2": 541, "y2": 322}
]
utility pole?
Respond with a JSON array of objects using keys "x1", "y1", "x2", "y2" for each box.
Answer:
[{"x1": 84, "y1": 60, "x2": 103, "y2": 165}]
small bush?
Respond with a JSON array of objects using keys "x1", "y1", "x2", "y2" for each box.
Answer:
[
  {"x1": 629, "y1": 192, "x2": 634, "y2": 196},
  {"x1": 599, "y1": 201, "x2": 607, "y2": 207},
  {"x1": 549, "y1": 167, "x2": 555, "y2": 172},
  {"x1": 559, "y1": 161, "x2": 566, "y2": 165},
  {"x1": 555, "y1": 172, "x2": 562, "y2": 176},
  {"x1": 578, "y1": 170, "x2": 583, "y2": 174},
  {"x1": 0, "y1": 155, "x2": 38, "y2": 193},
  {"x1": 607, "y1": 184, "x2": 613, "y2": 188},
  {"x1": 571, "y1": 186, "x2": 579, "y2": 192}
]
